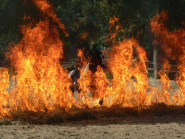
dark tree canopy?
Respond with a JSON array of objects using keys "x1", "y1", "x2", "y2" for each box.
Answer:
[{"x1": 0, "y1": 0, "x2": 184, "y2": 60}]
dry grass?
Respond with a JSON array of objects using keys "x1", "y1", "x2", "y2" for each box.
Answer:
[{"x1": 1, "y1": 103, "x2": 184, "y2": 124}]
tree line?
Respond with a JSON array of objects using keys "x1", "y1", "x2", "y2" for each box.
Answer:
[{"x1": 0, "y1": 0, "x2": 184, "y2": 62}]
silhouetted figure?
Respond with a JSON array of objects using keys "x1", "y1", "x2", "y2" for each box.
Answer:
[
  {"x1": 69, "y1": 42, "x2": 106, "y2": 95},
  {"x1": 89, "y1": 44, "x2": 106, "y2": 73},
  {"x1": 70, "y1": 38, "x2": 90, "y2": 78},
  {"x1": 69, "y1": 38, "x2": 90, "y2": 93}
]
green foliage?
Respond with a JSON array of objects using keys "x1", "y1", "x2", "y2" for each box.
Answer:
[
  {"x1": 0, "y1": 0, "x2": 24, "y2": 53},
  {"x1": 56, "y1": 0, "x2": 112, "y2": 46},
  {"x1": 0, "y1": 0, "x2": 184, "y2": 55}
]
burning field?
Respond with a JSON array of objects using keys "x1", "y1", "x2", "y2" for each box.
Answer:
[{"x1": 0, "y1": 0, "x2": 184, "y2": 125}]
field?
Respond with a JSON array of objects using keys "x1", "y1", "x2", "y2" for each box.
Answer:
[{"x1": 0, "y1": 116, "x2": 184, "y2": 139}]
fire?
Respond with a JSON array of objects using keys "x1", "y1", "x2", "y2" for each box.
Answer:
[
  {"x1": 157, "y1": 60, "x2": 171, "y2": 104},
  {"x1": 76, "y1": 49, "x2": 93, "y2": 106},
  {"x1": 32, "y1": 0, "x2": 68, "y2": 37},
  {"x1": 7, "y1": 20, "x2": 75, "y2": 111},
  {"x1": 76, "y1": 49, "x2": 109, "y2": 107},
  {"x1": 0, "y1": 0, "x2": 184, "y2": 120},
  {"x1": 107, "y1": 38, "x2": 149, "y2": 107},
  {"x1": 76, "y1": 17, "x2": 150, "y2": 107},
  {"x1": 106, "y1": 16, "x2": 123, "y2": 45},
  {"x1": 103, "y1": 17, "x2": 149, "y2": 107},
  {"x1": 150, "y1": 11, "x2": 185, "y2": 105},
  {"x1": 0, "y1": 0, "x2": 75, "y2": 117},
  {"x1": 0, "y1": 68, "x2": 9, "y2": 117}
]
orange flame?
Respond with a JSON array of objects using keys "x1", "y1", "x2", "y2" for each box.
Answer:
[
  {"x1": 0, "y1": 0, "x2": 75, "y2": 116},
  {"x1": 106, "y1": 39, "x2": 149, "y2": 107},
  {"x1": 0, "y1": 5, "x2": 185, "y2": 119},
  {"x1": 106, "y1": 16, "x2": 123, "y2": 45},
  {"x1": 150, "y1": 11, "x2": 185, "y2": 105},
  {"x1": 32, "y1": 0, "x2": 68, "y2": 37},
  {"x1": 0, "y1": 68, "x2": 10, "y2": 117},
  {"x1": 8, "y1": 20, "x2": 75, "y2": 112}
]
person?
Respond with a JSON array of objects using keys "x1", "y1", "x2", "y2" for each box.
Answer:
[
  {"x1": 69, "y1": 36, "x2": 91, "y2": 93},
  {"x1": 89, "y1": 44, "x2": 106, "y2": 73},
  {"x1": 69, "y1": 39, "x2": 106, "y2": 94}
]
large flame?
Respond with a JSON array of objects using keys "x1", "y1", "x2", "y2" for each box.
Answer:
[
  {"x1": 32, "y1": 0, "x2": 68, "y2": 37},
  {"x1": 7, "y1": 20, "x2": 75, "y2": 111},
  {"x1": 150, "y1": 11, "x2": 185, "y2": 105},
  {"x1": 0, "y1": 0, "x2": 75, "y2": 117},
  {"x1": 76, "y1": 49, "x2": 109, "y2": 107},
  {"x1": 0, "y1": 1, "x2": 184, "y2": 119},
  {"x1": 76, "y1": 17, "x2": 150, "y2": 107},
  {"x1": 105, "y1": 17, "x2": 149, "y2": 107},
  {"x1": 107, "y1": 38, "x2": 149, "y2": 107}
]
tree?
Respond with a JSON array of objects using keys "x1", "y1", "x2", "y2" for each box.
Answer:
[
  {"x1": 0, "y1": 0, "x2": 24, "y2": 53},
  {"x1": 0, "y1": 0, "x2": 184, "y2": 65}
]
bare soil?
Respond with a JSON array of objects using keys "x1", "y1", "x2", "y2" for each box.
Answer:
[{"x1": 0, "y1": 116, "x2": 184, "y2": 139}]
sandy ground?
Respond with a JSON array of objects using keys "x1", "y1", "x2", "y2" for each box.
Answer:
[{"x1": 0, "y1": 116, "x2": 184, "y2": 139}]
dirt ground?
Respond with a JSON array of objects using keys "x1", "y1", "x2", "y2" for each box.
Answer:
[{"x1": 0, "y1": 116, "x2": 184, "y2": 139}]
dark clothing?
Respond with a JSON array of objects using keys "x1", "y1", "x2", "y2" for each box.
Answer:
[
  {"x1": 69, "y1": 40, "x2": 106, "y2": 93},
  {"x1": 89, "y1": 49, "x2": 106, "y2": 73},
  {"x1": 75, "y1": 39, "x2": 91, "y2": 60}
]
